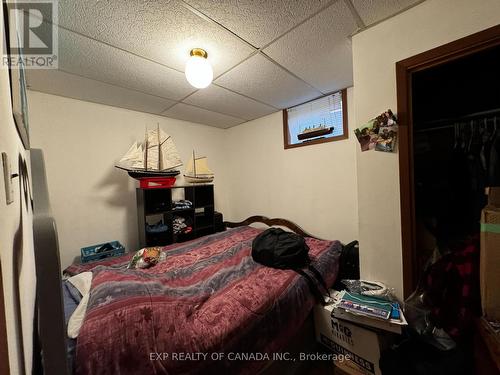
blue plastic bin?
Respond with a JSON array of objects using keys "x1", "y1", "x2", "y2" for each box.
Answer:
[{"x1": 80, "y1": 241, "x2": 125, "y2": 263}]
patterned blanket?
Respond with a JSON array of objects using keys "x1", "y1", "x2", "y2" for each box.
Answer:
[{"x1": 67, "y1": 227, "x2": 341, "y2": 374}]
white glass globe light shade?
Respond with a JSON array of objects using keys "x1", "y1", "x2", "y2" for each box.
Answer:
[{"x1": 185, "y1": 54, "x2": 213, "y2": 89}]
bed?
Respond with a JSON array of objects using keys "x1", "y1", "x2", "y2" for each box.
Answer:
[
  {"x1": 32, "y1": 150, "x2": 342, "y2": 375},
  {"x1": 66, "y1": 224, "x2": 341, "y2": 374}
]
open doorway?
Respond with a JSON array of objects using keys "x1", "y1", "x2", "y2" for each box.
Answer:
[
  {"x1": 396, "y1": 24, "x2": 500, "y2": 297},
  {"x1": 411, "y1": 44, "x2": 500, "y2": 283}
]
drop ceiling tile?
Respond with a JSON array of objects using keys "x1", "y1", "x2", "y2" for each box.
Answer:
[
  {"x1": 263, "y1": 0, "x2": 357, "y2": 93},
  {"x1": 183, "y1": 85, "x2": 276, "y2": 120},
  {"x1": 162, "y1": 103, "x2": 245, "y2": 128},
  {"x1": 351, "y1": 0, "x2": 423, "y2": 26},
  {"x1": 215, "y1": 54, "x2": 322, "y2": 109},
  {"x1": 52, "y1": 23, "x2": 194, "y2": 100},
  {"x1": 26, "y1": 70, "x2": 176, "y2": 114},
  {"x1": 57, "y1": 0, "x2": 254, "y2": 77},
  {"x1": 185, "y1": 0, "x2": 332, "y2": 48}
]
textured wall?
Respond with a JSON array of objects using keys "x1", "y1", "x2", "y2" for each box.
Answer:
[
  {"x1": 352, "y1": 0, "x2": 500, "y2": 299},
  {"x1": 0, "y1": 5, "x2": 36, "y2": 374},
  {"x1": 28, "y1": 91, "x2": 230, "y2": 269}
]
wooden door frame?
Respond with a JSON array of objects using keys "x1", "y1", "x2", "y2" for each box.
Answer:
[{"x1": 396, "y1": 24, "x2": 500, "y2": 297}]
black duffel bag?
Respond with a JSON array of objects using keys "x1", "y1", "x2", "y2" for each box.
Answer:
[{"x1": 252, "y1": 228, "x2": 329, "y2": 304}]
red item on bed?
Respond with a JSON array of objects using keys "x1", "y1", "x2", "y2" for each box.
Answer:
[{"x1": 66, "y1": 226, "x2": 341, "y2": 375}]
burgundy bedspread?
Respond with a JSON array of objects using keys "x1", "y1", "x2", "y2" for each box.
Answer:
[{"x1": 69, "y1": 226, "x2": 341, "y2": 375}]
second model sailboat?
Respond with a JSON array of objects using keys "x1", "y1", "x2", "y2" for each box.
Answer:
[{"x1": 184, "y1": 151, "x2": 214, "y2": 183}]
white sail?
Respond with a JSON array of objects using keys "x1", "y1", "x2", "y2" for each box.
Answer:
[
  {"x1": 116, "y1": 126, "x2": 183, "y2": 173},
  {"x1": 185, "y1": 157, "x2": 195, "y2": 175},
  {"x1": 145, "y1": 128, "x2": 182, "y2": 171},
  {"x1": 185, "y1": 152, "x2": 214, "y2": 183},
  {"x1": 118, "y1": 142, "x2": 144, "y2": 169},
  {"x1": 118, "y1": 142, "x2": 138, "y2": 164},
  {"x1": 185, "y1": 157, "x2": 213, "y2": 176},
  {"x1": 132, "y1": 144, "x2": 145, "y2": 169},
  {"x1": 161, "y1": 131, "x2": 183, "y2": 171},
  {"x1": 146, "y1": 142, "x2": 159, "y2": 170}
]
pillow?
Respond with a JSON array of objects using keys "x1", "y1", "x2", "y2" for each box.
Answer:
[
  {"x1": 127, "y1": 247, "x2": 164, "y2": 269},
  {"x1": 66, "y1": 272, "x2": 92, "y2": 339}
]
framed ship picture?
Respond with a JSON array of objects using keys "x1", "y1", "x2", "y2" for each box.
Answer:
[{"x1": 3, "y1": 0, "x2": 30, "y2": 149}]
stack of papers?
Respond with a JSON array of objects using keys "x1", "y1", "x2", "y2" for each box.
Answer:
[
  {"x1": 329, "y1": 290, "x2": 408, "y2": 334},
  {"x1": 339, "y1": 291, "x2": 394, "y2": 319}
]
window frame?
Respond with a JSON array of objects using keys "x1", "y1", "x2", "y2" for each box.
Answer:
[{"x1": 282, "y1": 88, "x2": 348, "y2": 149}]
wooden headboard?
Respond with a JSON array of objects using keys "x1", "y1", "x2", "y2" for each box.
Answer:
[{"x1": 224, "y1": 215, "x2": 321, "y2": 240}]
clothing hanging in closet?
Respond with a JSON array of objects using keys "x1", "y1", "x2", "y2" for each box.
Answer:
[{"x1": 414, "y1": 114, "x2": 500, "y2": 246}]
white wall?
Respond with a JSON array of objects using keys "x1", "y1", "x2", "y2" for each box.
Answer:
[
  {"x1": 0, "y1": 4, "x2": 36, "y2": 374},
  {"x1": 29, "y1": 91, "x2": 230, "y2": 269},
  {"x1": 225, "y1": 87, "x2": 359, "y2": 244},
  {"x1": 30, "y1": 89, "x2": 360, "y2": 270},
  {"x1": 352, "y1": 0, "x2": 500, "y2": 298}
]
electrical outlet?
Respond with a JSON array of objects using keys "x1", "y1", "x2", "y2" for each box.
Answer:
[{"x1": 2, "y1": 153, "x2": 14, "y2": 205}]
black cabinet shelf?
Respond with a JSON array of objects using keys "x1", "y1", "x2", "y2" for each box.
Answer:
[
  {"x1": 196, "y1": 225, "x2": 214, "y2": 230},
  {"x1": 171, "y1": 208, "x2": 195, "y2": 213},
  {"x1": 145, "y1": 210, "x2": 171, "y2": 216},
  {"x1": 136, "y1": 185, "x2": 215, "y2": 248}
]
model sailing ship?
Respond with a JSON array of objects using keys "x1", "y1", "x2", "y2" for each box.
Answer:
[
  {"x1": 184, "y1": 150, "x2": 214, "y2": 183},
  {"x1": 116, "y1": 124, "x2": 182, "y2": 179},
  {"x1": 297, "y1": 124, "x2": 333, "y2": 140}
]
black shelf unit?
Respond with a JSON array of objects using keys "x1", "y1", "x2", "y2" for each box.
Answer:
[{"x1": 136, "y1": 185, "x2": 215, "y2": 247}]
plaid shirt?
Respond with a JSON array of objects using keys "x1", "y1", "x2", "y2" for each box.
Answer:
[{"x1": 423, "y1": 236, "x2": 481, "y2": 340}]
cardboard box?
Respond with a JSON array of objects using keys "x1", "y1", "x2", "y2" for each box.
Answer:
[
  {"x1": 333, "y1": 366, "x2": 352, "y2": 375},
  {"x1": 334, "y1": 358, "x2": 365, "y2": 375},
  {"x1": 314, "y1": 303, "x2": 394, "y2": 375},
  {"x1": 480, "y1": 187, "x2": 500, "y2": 321}
]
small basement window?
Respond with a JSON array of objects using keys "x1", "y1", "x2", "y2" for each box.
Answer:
[{"x1": 283, "y1": 89, "x2": 348, "y2": 149}]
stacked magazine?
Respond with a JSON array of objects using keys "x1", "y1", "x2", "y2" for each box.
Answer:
[{"x1": 330, "y1": 290, "x2": 407, "y2": 334}]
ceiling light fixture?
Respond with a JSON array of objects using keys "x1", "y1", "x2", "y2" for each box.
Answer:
[{"x1": 185, "y1": 48, "x2": 213, "y2": 89}]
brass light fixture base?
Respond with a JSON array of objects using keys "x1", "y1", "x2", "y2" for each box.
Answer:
[{"x1": 190, "y1": 48, "x2": 208, "y2": 59}]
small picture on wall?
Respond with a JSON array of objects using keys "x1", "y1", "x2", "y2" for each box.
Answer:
[
  {"x1": 374, "y1": 110, "x2": 398, "y2": 152},
  {"x1": 354, "y1": 109, "x2": 398, "y2": 153},
  {"x1": 354, "y1": 119, "x2": 379, "y2": 151},
  {"x1": 375, "y1": 124, "x2": 397, "y2": 152},
  {"x1": 3, "y1": 0, "x2": 30, "y2": 149}
]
